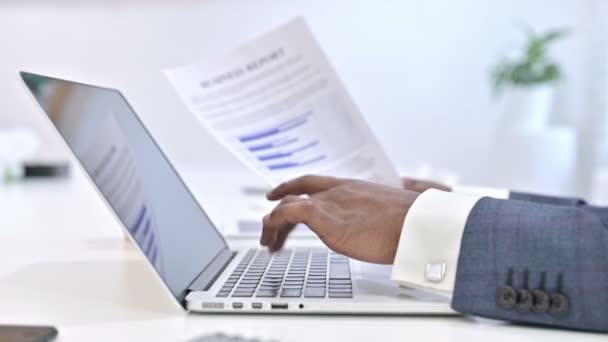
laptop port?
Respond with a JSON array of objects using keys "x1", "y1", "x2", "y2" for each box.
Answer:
[
  {"x1": 202, "y1": 302, "x2": 224, "y2": 309},
  {"x1": 271, "y1": 303, "x2": 288, "y2": 310},
  {"x1": 252, "y1": 303, "x2": 263, "y2": 309},
  {"x1": 232, "y1": 302, "x2": 244, "y2": 309}
]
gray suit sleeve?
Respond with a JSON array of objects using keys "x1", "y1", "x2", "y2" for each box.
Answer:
[
  {"x1": 451, "y1": 197, "x2": 608, "y2": 332},
  {"x1": 510, "y1": 191, "x2": 587, "y2": 207}
]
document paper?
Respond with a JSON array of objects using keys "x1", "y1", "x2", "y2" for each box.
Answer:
[{"x1": 165, "y1": 18, "x2": 400, "y2": 187}]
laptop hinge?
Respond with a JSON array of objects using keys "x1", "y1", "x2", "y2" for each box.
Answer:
[{"x1": 187, "y1": 249, "x2": 236, "y2": 292}]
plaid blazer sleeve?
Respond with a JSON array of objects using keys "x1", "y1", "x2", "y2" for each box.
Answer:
[{"x1": 451, "y1": 197, "x2": 608, "y2": 332}]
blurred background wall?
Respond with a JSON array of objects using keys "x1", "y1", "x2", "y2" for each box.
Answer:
[{"x1": 1, "y1": 0, "x2": 607, "y2": 196}]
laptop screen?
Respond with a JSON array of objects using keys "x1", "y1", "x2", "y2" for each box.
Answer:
[{"x1": 21, "y1": 72, "x2": 229, "y2": 302}]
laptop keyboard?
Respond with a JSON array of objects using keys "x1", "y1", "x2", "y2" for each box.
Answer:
[{"x1": 216, "y1": 249, "x2": 353, "y2": 299}]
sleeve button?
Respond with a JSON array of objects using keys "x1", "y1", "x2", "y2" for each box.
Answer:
[
  {"x1": 515, "y1": 289, "x2": 533, "y2": 312},
  {"x1": 549, "y1": 293, "x2": 569, "y2": 316},
  {"x1": 496, "y1": 286, "x2": 517, "y2": 309},
  {"x1": 531, "y1": 289, "x2": 550, "y2": 313}
]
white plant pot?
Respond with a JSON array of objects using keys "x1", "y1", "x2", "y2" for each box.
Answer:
[
  {"x1": 499, "y1": 85, "x2": 555, "y2": 132},
  {"x1": 494, "y1": 127, "x2": 577, "y2": 196}
]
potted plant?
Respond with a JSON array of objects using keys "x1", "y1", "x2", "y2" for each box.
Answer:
[{"x1": 492, "y1": 27, "x2": 569, "y2": 132}]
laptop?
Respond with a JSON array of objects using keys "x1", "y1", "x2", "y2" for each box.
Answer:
[{"x1": 21, "y1": 72, "x2": 455, "y2": 314}]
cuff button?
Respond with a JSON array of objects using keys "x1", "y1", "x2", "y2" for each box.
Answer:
[
  {"x1": 515, "y1": 289, "x2": 533, "y2": 312},
  {"x1": 531, "y1": 290, "x2": 550, "y2": 313},
  {"x1": 497, "y1": 286, "x2": 517, "y2": 309},
  {"x1": 549, "y1": 293, "x2": 569, "y2": 316}
]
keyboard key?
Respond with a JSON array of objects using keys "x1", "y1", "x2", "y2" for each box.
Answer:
[
  {"x1": 216, "y1": 291, "x2": 231, "y2": 297},
  {"x1": 282, "y1": 281, "x2": 303, "y2": 286},
  {"x1": 305, "y1": 283, "x2": 326, "y2": 288},
  {"x1": 329, "y1": 284, "x2": 352, "y2": 289},
  {"x1": 261, "y1": 282, "x2": 281, "y2": 286},
  {"x1": 232, "y1": 292, "x2": 254, "y2": 298},
  {"x1": 307, "y1": 275, "x2": 326, "y2": 280},
  {"x1": 264, "y1": 275, "x2": 284, "y2": 280},
  {"x1": 281, "y1": 289, "x2": 302, "y2": 298},
  {"x1": 263, "y1": 279, "x2": 283, "y2": 283},
  {"x1": 329, "y1": 263, "x2": 351, "y2": 279},
  {"x1": 329, "y1": 279, "x2": 352, "y2": 285},
  {"x1": 260, "y1": 282, "x2": 280, "y2": 287},
  {"x1": 304, "y1": 288, "x2": 326, "y2": 298},
  {"x1": 329, "y1": 292, "x2": 353, "y2": 298},
  {"x1": 259, "y1": 286, "x2": 280, "y2": 291},
  {"x1": 328, "y1": 288, "x2": 352, "y2": 293},
  {"x1": 306, "y1": 281, "x2": 326, "y2": 285},
  {"x1": 256, "y1": 290, "x2": 278, "y2": 298}
]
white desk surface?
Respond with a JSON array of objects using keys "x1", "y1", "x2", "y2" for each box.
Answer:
[{"x1": 0, "y1": 169, "x2": 604, "y2": 342}]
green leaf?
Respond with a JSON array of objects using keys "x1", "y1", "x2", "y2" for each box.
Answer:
[{"x1": 490, "y1": 24, "x2": 570, "y2": 94}]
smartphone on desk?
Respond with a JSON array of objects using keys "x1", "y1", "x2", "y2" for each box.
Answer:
[{"x1": 0, "y1": 325, "x2": 58, "y2": 342}]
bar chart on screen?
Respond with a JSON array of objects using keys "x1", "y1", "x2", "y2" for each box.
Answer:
[
  {"x1": 165, "y1": 17, "x2": 400, "y2": 188},
  {"x1": 77, "y1": 112, "x2": 165, "y2": 274}
]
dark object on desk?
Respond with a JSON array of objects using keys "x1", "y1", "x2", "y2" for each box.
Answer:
[
  {"x1": 23, "y1": 162, "x2": 69, "y2": 179},
  {"x1": 0, "y1": 325, "x2": 58, "y2": 342},
  {"x1": 187, "y1": 332, "x2": 278, "y2": 342}
]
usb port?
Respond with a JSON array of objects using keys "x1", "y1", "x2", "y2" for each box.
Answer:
[
  {"x1": 252, "y1": 303, "x2": 263, "y2": 309},
  {"x1": 202, "y1": 302, "x2": 224, "y2": 309},
  {"x1": 271, "y1": 303, "x2": 288, "y2": 310},
  {"x1": 232, "y1": 302, "x2": 243, "y2": 309}
]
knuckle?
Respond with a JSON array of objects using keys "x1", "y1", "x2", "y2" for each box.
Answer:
[
  {"x1": 301, "y1": 174, "x2": 315, "y2": 181},
  {"x1": 269, "y1": 205, "x2": 281, "y2": 219},
  {"x1": 300, "y1": 200, "x2": 317, "y2": 215},
  {"x1": 279, "y1": 195, "x2": 299, "y2": 205},
  {"x1": 262, "y1": 214, "x2": 272, "y2": 226},
  {"x1": 300, "y1": 174, "x2": 316, "y2": 185}
]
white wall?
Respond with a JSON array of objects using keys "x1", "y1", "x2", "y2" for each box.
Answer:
[{"x1": 0, "y1": 0, "x2": 601, "y2": 193}]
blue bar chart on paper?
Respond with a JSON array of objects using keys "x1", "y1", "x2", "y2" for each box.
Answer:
[
  {"x1": 237, "y1": 112, "x2": 328, "y2": 171},
  {"x1": 165, "y1": 18, "x2": 401, "y2": 187}
]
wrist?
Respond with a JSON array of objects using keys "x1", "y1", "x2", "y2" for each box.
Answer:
[{"x1": 391, "y1": 191, "x2": 420, "y2": 261}]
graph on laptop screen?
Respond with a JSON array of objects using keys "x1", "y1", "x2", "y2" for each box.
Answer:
[{"x1": 21, "y1": 73, "x2": 228, "y2": 301}]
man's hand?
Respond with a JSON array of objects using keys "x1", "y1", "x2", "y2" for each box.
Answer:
[
  {"x1": 402, "y1": 177, "x2": 451, "y2": 193},
  {"x1": 261, "y1": 175, "x2": 419, "y2": 264}
]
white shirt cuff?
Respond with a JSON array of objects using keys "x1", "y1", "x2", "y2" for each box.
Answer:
[
  {"x1": 451, "y1": 185, "x2": 509, "y2": 199},
  {"x1": 391, "y1": 189, "x2": 481, "y2": 293}
]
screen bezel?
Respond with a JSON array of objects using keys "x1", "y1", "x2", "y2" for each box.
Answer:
[{"x1": 19, "y1": 71, "x2": 231, "y2": 306}]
